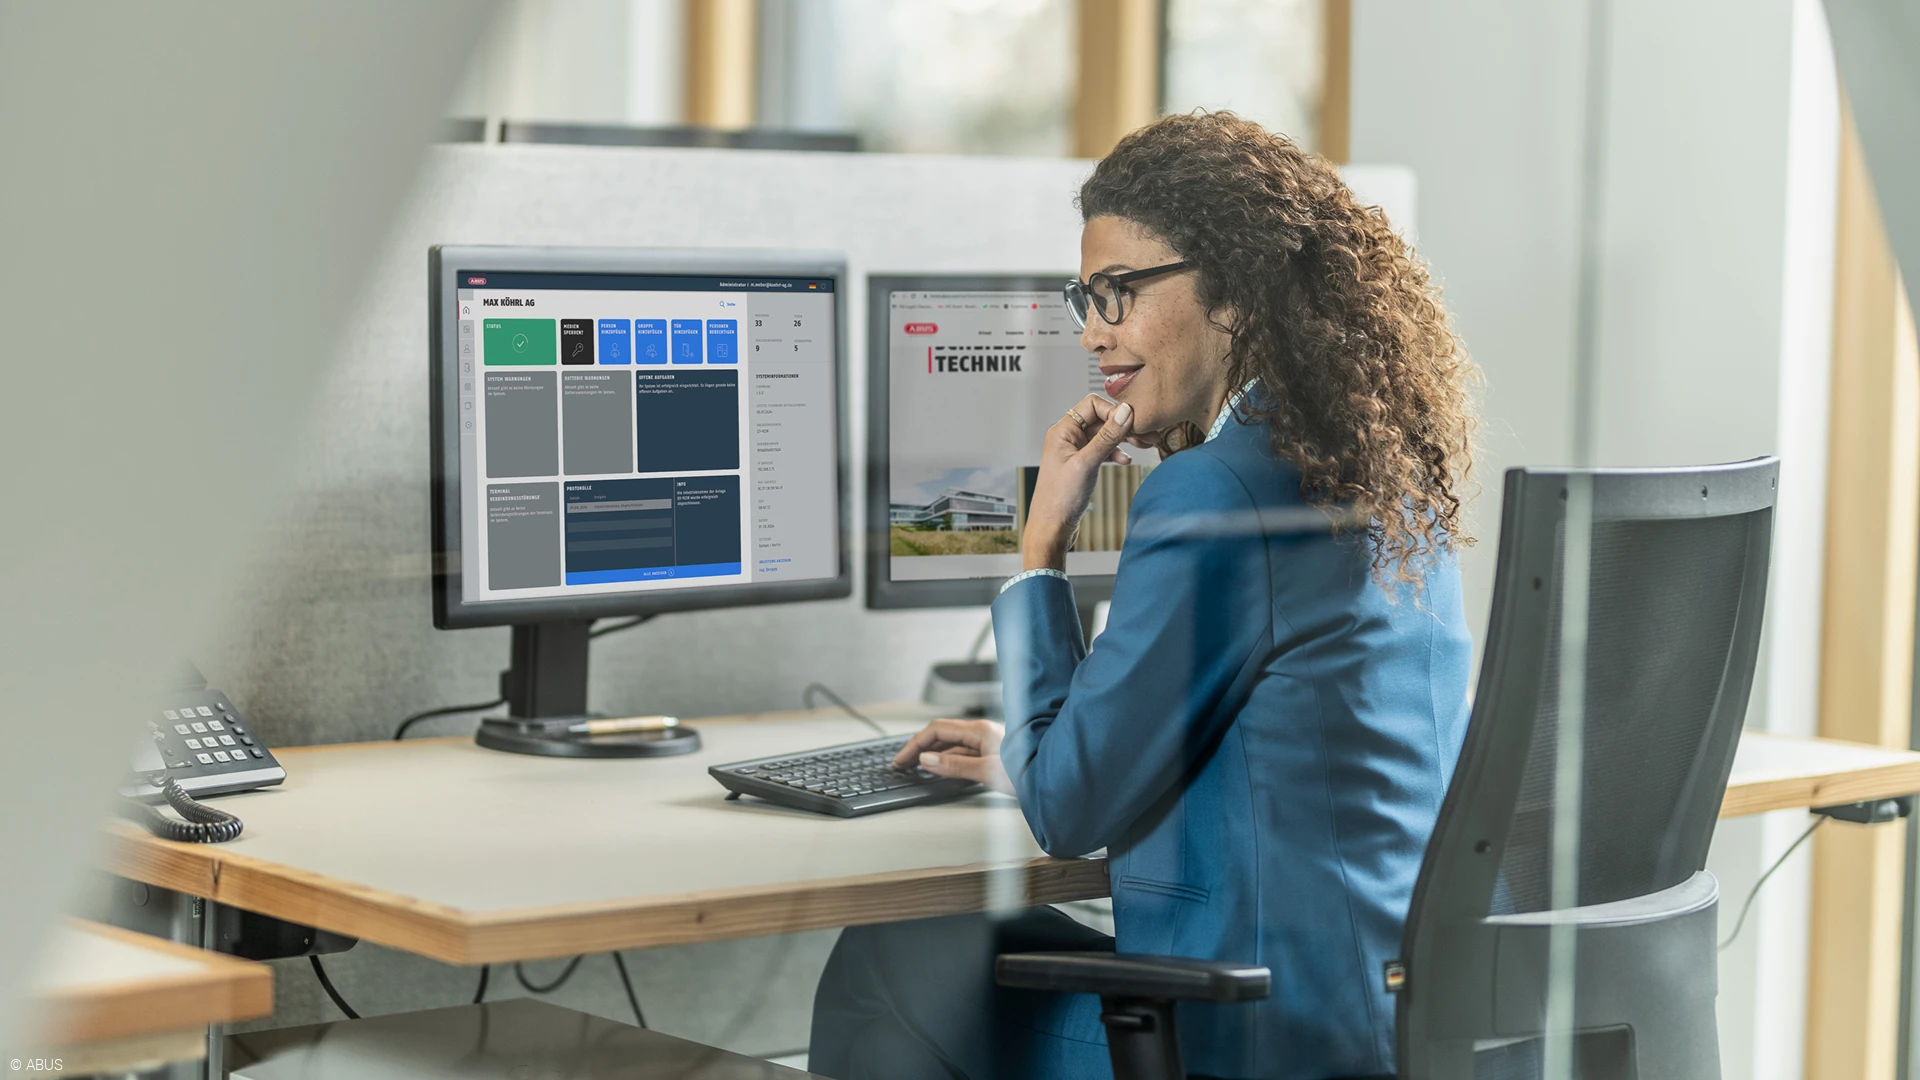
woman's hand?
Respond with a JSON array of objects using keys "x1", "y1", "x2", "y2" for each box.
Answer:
[
  {"x1": 893, "y1": 718, "x2": 1013, "y2": 795},
  {"x1": 1022, "y1": 394, "x2": 1137, "y2": 571}
]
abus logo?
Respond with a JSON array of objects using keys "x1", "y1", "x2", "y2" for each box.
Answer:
[
  {"x1": 466, "y1": 276, "x2": 488, "y2": 286},
  {"x1": 904, "y1": 322, "x2": 937, "y2": 334}
]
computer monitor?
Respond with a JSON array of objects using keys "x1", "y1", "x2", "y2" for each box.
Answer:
[
  {"x1": 430, "y1": 246, "x2": 849, "y2": 753},
  {"x1": 865, "y1": 274, "x2": 1161, "y2": 622}
]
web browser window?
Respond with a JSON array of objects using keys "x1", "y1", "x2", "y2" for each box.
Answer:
[
  {"x1": 453, "y1": 270, "x2": 839, "y2": 603},
  {"x1": 886, "y1": 289, "x2": 1159, "y2": 583}
]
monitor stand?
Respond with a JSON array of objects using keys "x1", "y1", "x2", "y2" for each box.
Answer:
[{"x1": 473, "y1": 621, "x2": 702, "y2": 759}]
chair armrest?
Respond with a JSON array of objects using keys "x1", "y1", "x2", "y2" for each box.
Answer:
[{"x1": 995, "y1": 952, "x2": 1270, "y2": 1003}]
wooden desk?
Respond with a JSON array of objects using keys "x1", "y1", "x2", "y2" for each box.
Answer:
[
  {"x1": 99, "y1": 708, "x2": 1920, "y2": 970},
  {"x1": 1721, "y1": 731, "x2": 1920, "y2": 817},
  {"x1": 103, "y1": 703, "x2": 1105, "y2": 965},
  {"x1": 23, "y1": 919, "x2": 271, "y2": 1075}
]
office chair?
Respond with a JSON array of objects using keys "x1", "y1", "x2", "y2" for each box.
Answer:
[{"x1": 998, "y1": 459, "x2": 1778, "y2": 1080}]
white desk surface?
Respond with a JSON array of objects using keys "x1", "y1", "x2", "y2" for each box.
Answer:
[
  {"x1": 100, "y1": 706, "x2": 1920, "y2": 967},
  {"x1": 1722, "y1": 730, "x2": 1920, "y2": 818},
  {"x1": 104, "y1": 703, "x2": 1106, "y2": 965},
  {"x1": 24, "y1": 919, "x2": 271, "y2": 1074}
]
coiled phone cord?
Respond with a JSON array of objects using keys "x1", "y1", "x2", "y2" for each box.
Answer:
[{"x1": 122, "y1": 777, "x2": 244, "y2": 843}]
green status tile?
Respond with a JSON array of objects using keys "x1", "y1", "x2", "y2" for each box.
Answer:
[{"x1": 483, "y1": 318, "x2": 557, "y2": 365}]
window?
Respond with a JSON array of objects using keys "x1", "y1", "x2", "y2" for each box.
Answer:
[
  {"x1": 1160, "y1": 0, "x2": 1325, "y2": 152},
  {"x1": 767, "y1": 0, "x2": 1075, "y2": 155}
]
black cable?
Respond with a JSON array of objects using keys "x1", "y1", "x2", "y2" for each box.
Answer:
[
  {"x1": 1718, "y1": 815, "x2": 1826, "y2": 952},
  {"x1": 611, "y1": 951, "x2": 647, "y2": 1028},
  {"x1": 309, "y1": 955, "x2": 361, "y2": 1019},
  {"x1": 121, "y1": 778, "x2": 244, "y2": 843},
  {"x1": 472, "y1": 965, "x2": 490, "y2": 1004},
  {"x1": 591, "y1": 614, "x2": 657, "y2": 639},
  {"x1": 967, "y1": 617, "x2": 994, "y2": 662},
  {"x1": 393, "y1": 621, "x2": 649, "y2": 740},
  {"x1": 514, "y1": 956, "x2": 584, "y2": 994},
  {"x1": 802, "y1": 682, "x2": 887, "y2": 736},
  {"x1": 393, "y1": 697, "x2": 506, "y2": 740}
]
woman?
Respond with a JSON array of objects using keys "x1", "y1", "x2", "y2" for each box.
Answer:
[{"x1": 811, "y1": 112, "x2": 1478, "y2": 1080}]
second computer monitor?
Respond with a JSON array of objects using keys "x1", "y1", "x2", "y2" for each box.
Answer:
[{"x1": 866, "y1": 274, "x2": 1161, "y2": 610}]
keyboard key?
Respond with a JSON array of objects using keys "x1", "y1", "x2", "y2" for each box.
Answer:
[
  {"x1": 174, "y1": 724, "x2": 191, "y2": 735},
  {"x1": 163, "y1": 710, "x2": 180, "y2": 721},
  {"x1": 191, "y1": 722, "x2": 208, "y2": 733},
  {"x1": 196, "y1": 753, "x2": 214, "y2": 764},
  {"x1": 185, "y1": 738, "x2": 201, "y2": 750},
  {"x1": 197, "y1": 706, "x2": 214, "y2": 717},
  {"x1": 208, "y1": 719, "x2": 225, "y2": 731},
  {"x1": 250, "y1": 748, "x2": 264, "y2": 758},
  {"x1": 213, "y1": 751, "x2": 231, "y2": 762},
  {"x1": 220, "y1": 735, "x2": 236, "y2": 746}
]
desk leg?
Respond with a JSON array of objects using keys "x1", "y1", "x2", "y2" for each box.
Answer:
[
  {"x1": 203, "y1": 900, "x2": 226, "y2": 1079},
  {"x1": 103, "y1": 882, "x2": 220, "y2": 1080},
  {"x1": 164, "y1": 892, "x2": 215, "y2": 1080}
]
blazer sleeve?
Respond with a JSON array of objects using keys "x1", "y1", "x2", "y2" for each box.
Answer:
[{"x1": 992, "y1": 453, "x2": 1274, "y2": 857}]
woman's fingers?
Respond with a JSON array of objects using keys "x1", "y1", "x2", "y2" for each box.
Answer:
[
  {"x1": 917, "y1": 750, "x2": 993, "y2": 783},
  {"x1": 1073, "y1": 402, "x2": 1134, "y2": 466},
  {"x1": 1053, "y1": 395, "x2": 1122, "y2": 455},
  {"x1": 918, "y1": 746, "x2": 1015, "y2": 795},
  {"x1": 890, "y1": 718, "x2": 988, "y2": 768},
  {"x1": 1078, "y1": 393, "x2": 1120, "y2": 424},
  {"x1": 890, "y1": 726, "x2": 950, "y2": 767},
  {"x1": 891, "y1": 719, "x2": 1012, "y2": 794}
]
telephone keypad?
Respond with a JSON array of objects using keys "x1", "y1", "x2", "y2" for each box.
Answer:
[{"x1": 125, "y1": 688, "x2": 286, "y2": 803}]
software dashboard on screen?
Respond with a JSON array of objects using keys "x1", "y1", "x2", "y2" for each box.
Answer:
[{"x1": 433, "y1": 250, "x2": 845, "y2": 626}]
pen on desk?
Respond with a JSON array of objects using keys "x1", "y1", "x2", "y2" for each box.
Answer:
[{"x1": 573, "y1": 715, "x2": 679, "y2": 735}]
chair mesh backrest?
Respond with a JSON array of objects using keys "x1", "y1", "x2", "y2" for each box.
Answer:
[{"x1": 1491, "y1": 512, "x2": 1757, "y2": 914}]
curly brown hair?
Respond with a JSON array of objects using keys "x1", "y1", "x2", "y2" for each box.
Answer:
[{"x1": 1079, "y1": 111, "x2": 1478, "y2": 585}]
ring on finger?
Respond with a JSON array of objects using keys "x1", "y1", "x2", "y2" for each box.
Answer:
[{"x1": 1064, "y1": 407, "x2": 1087, "y2": 429}]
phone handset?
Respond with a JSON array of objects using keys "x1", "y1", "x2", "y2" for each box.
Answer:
[{"x1": 121, "y1": 664, "x2": 286, "y2": 844}]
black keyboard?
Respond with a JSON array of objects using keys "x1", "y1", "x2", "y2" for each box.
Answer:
[{"x1": 709, "y1": 735, "x2": 982, "y2": 817}]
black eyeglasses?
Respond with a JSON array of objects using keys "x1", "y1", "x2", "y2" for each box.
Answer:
[{"x1": 1063, "y1": 260, "x2": 1193, "y2": 330}]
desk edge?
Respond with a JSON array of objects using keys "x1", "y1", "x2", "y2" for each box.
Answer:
[
  {"x1": 104, "y1": 821, "x2": 1109, "y2": 963},
  {"x1": 33, "y1": 920, "x2": 272, "y2": 1043}
]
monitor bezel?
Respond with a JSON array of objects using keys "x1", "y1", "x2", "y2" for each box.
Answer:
[
  {"x1": 430, "y1": 244, "x2": 852, "y2": 630},
  {"x1": 865, "y1": 273, "x2": 1118, "y2": 612}
]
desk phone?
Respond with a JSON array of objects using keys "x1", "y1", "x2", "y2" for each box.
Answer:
[{"x1": 123, "y1": 688, "x2": 286, "y2": 802}]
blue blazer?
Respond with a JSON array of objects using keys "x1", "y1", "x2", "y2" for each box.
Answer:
[{"x1": 992, "y1": 417, "x2": 1472, "y2": 1080}]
